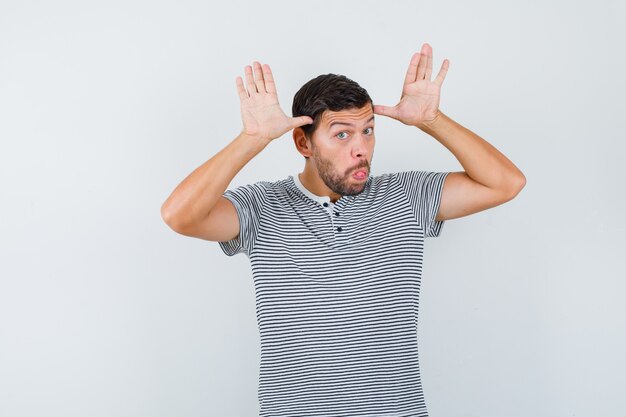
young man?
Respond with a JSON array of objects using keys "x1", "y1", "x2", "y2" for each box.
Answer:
[{"x1": 161, "y1": 43, "x2": 525, "y2": 417}]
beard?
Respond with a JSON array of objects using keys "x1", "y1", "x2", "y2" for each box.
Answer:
[{"x1": 312, "y1": 144, "x2": 372, "y2": 197}]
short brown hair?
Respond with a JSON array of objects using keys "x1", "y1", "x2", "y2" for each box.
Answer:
[{"x1": 292, "y1": 73, "x2": 373, "y2": 139}]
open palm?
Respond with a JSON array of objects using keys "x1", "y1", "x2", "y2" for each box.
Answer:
[
  {"x1": 374, "y1": 43, "x2": 449, "y2": 127},
  {"x1": 237, "y1": 62, "x2": 312, "y2": 142}
]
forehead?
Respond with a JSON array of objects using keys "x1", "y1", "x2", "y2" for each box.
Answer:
[{"x1": 320, "y1": 105, "x2": 374, "y2": 127}]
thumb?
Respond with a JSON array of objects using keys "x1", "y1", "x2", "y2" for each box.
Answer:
[
  {"x1": 373, "y1": 104, "x2": 399, "y2": 119},
  {"x1": 290, "y1": 115, "x2": 314, "y2": 129}
]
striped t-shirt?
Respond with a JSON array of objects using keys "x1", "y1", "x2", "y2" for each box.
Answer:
[{"x1": 218, "y1": 170, "x2": 450, "y2": 417}]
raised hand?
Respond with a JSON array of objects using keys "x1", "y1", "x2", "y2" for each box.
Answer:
[
  {"x1": 373, "y1": 43, "x2": 449, "y2": 127},
  {"x1": 236, "y1": 62, "x2": 313, "y2": 142}
]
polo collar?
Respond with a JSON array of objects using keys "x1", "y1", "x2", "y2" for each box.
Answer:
[{"x1": 292, "y1": 173, "x2": 333, "y2": 205}]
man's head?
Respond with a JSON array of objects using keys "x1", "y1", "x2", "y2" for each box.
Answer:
[
  {"x1": 292, "y1": 73, "x2": 373, "y2": 140},
  {"x1": 292, "y1": 74, "x2": 375, "y2": 198}
]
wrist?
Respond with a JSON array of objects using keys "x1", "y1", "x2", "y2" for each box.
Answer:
[
  {"x1": 237, "y1": 130, "x2": 272, "y2": 151},
  {"x1": 416, "y1": 110, "x2": 444, "y2": 131}
]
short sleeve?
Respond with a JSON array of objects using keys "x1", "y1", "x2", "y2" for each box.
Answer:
[
  {"x1": 392, "y1": 170, "x2": 450, "y2": 238},
  {"x1": 218, "y1": 181, "x2": 272, "y2": 257}
]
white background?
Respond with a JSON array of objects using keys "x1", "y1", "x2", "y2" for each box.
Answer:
[{"x1": 1, "y1": 0, "x2": 624, "y2": 416}]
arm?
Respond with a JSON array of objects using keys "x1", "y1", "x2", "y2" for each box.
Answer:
[
  {"x1": 418, "y1": 112, "x2": 525, "y2": 221},
  {"x1": 160, "y1": 131, "x2": 267, "y2": 239},
  {"x1": 374, "y1": 43, "x2": 526, "y2": 222},
  {"x1": 160, "y1": 61, "x2": 312, "y2": 239}
]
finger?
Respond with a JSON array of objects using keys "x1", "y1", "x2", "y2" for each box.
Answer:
[
  {"x1": 373, "y1": 104, "x2": 399, "y2": 119},
  {"x1": 416, "y1": 44, "x2": 429, "y2": 80},
  {"x1": 244, "y1": 65, "x2": 257, "y2": 94},
  {"x1": 425, "y1": 47, "x2": 433, "y2": 80},
  {"x1": 403, "y1": 52, "x2": 420, "y2": 86},
  {"x1": 253, "y1": 61, "x2": 266, "y2": 93},
  {"x1": 433, "y1": 59, "x2": 450, "y2": 87},
  {"x1": 290, "y1": 115, "x2": 314, "y2": 129},
  {"x1": 235, "y1": 76, "x2": 248, "y2": 100},
  {"x1": 262, "y1": 64, "x2": 277, "y2": 94}
]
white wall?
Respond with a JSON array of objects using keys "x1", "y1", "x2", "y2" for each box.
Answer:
[{"x1": 1, "y1": 0, "x2": 624, "y2": 416}]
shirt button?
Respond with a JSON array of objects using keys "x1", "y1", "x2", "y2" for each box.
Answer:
[
  {"x1": 323, "y1": 202, "x2": 329, "y2": 207},
  {"x1": 334, "y1": 211, "x2": 339, "y2": 216},
  {"x1": 336, "y1": 226, "x2": 342, "y2": 232}
]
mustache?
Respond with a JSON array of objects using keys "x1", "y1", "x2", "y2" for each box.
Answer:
[{"x1": 348, "y1": 160, "x2": 370, "y2": 175}]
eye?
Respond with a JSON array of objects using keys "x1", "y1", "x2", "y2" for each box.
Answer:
[
  {"x1": 336, "y1": 131, "x2": 349, "y2": 139},
  {"x1": 364, "y1": 127, "x2": 374, "y2": 135}
]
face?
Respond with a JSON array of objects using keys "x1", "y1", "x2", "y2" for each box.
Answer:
[{"x1": 309, "y1": 104, "x2": 376, "y2": 197}]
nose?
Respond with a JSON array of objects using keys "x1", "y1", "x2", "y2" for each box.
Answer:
[{"x1": 351, "y1": 132, "x2": 372, "y2": 159}]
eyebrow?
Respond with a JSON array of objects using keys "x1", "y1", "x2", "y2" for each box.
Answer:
[{"x1": 328, "y1": 115, "x2": 375, "y2": 128}]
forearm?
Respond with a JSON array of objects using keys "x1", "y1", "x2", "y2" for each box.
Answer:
[
  {"x1": 418, "y1": 111, "x2": 525, "y2": 190},
  {"x1": 160, "y1": 132, "x2": 270, "y2": 229}
]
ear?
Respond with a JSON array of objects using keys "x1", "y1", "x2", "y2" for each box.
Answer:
[{"x1": 293, "y1": 127, "x2": 313, "y2": 158}]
